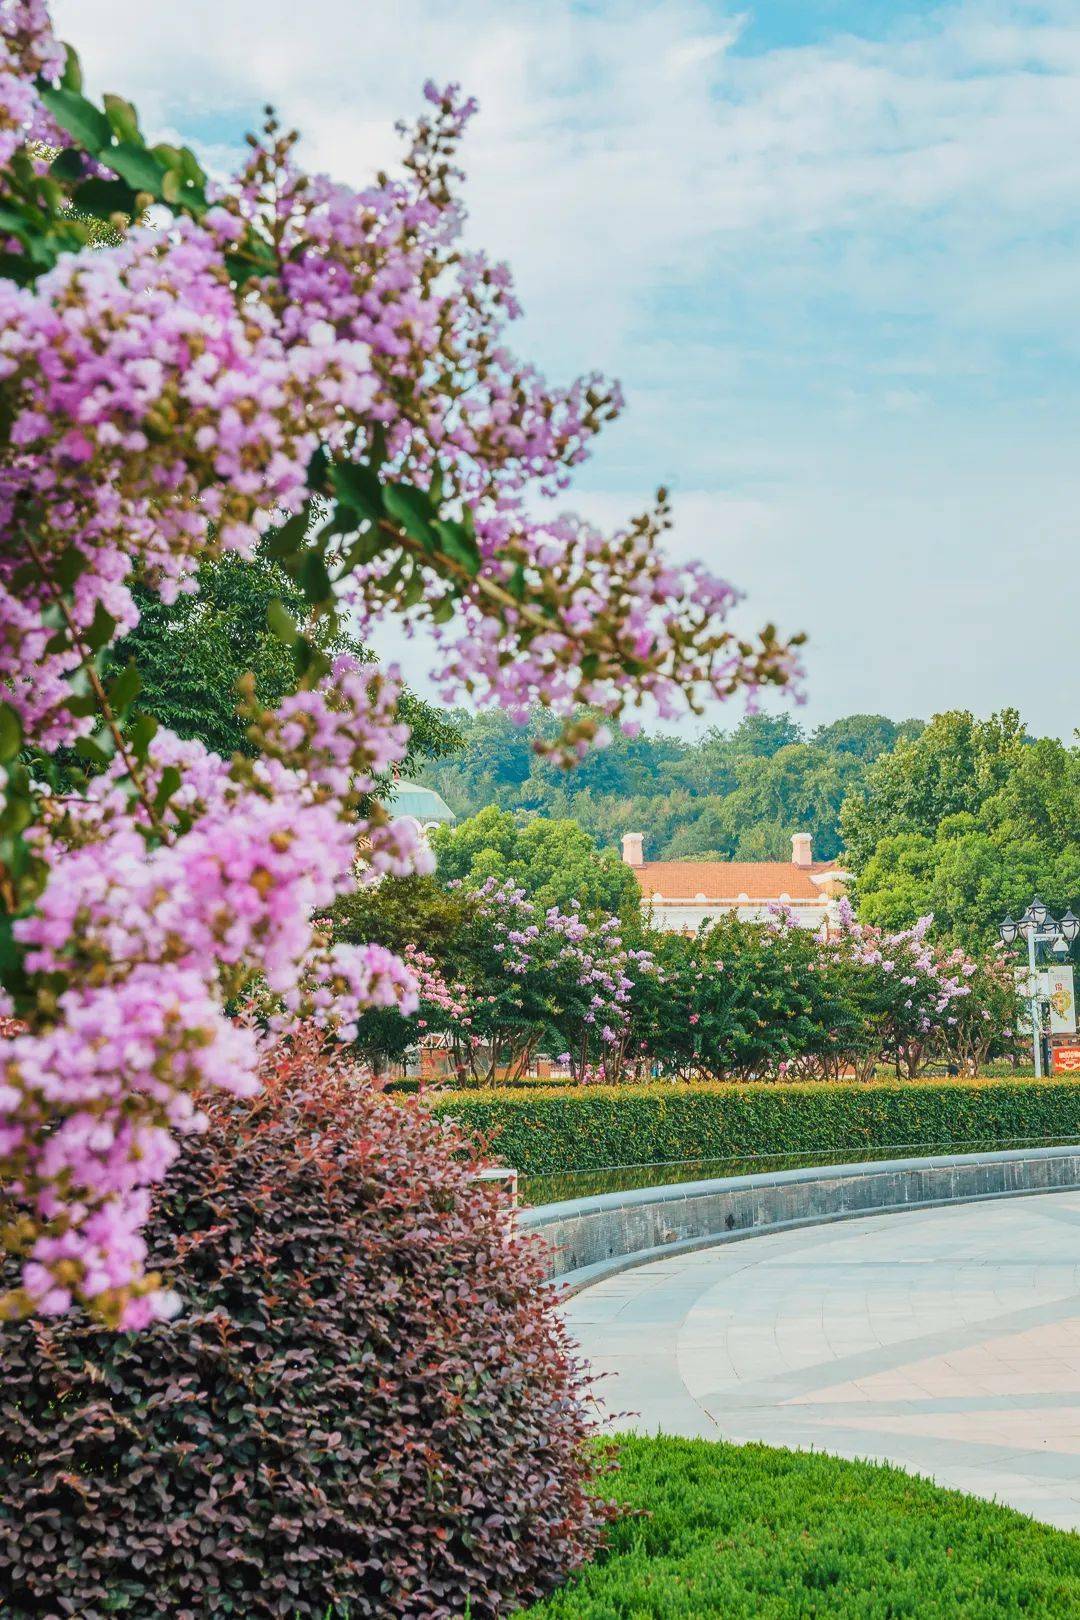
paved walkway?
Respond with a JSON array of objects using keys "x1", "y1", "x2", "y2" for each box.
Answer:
[{"x1": 564, "y1": 1190, "x2": 1080, "y2": 1529}]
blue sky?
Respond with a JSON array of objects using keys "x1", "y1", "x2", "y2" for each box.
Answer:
[{"x1": 54, "y1": 0, "x2": 1080, "y2": 738}]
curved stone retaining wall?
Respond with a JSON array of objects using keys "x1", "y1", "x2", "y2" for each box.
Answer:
[{"x1": 519, "y1": 1145, "x2": 1080, "y2": 1294}]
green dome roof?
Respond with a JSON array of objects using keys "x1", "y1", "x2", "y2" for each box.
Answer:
[{"x1": 383, "y1": 780, "x2": 456, "y2": 825}]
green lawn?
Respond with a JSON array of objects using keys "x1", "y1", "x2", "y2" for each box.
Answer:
[{"x1": 520, "y1": 1435, "x2": 1080, "y2": 1618}]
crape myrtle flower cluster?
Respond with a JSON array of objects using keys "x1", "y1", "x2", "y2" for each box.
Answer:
[
  {"x1": 824, "y1": 899, "x2": 974, "y2": 1076},
  {"x1": 0, "y1": 1, "x2": 61, "y2": 167},
  {"x1": 0, "y1": 3, "x2": 797, "y2": 1324},
  {"x1": 830, "y1": 899, "x2": 973, "y2": 1030}
]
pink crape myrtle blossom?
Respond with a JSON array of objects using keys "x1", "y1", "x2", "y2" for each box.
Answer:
[
  {"x1": 0, "y1": 2, "x2": 63, "y2": 167},
  {"x1": 0, "y1": 7, "x2": 797, "y2": 1324},
  {"x1": 3, "y1": 660, "x2": 424, "y2": 1323},
  {"x1": 284, "y1": 941, "x2": 420, "y2": 1043},
  {"x1": 825, "y1": 898, "x2": 973, "y2": 1079}
]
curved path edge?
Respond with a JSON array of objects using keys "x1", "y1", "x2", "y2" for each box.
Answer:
[{"x1": 519, "y1": 1144, "x2": 1080, "y2": 1294}]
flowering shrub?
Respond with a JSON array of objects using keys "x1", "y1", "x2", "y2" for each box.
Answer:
[
  {"x1": 939, "y1": 944, "x2": 1023, "y2": 1076},
  {"x1": 0, "y1": 5, "x2": 798, "y2": 1323},
  {"x1": 0, "y1": 1034, "x2": 610, "y2": 1618},
  {"x1": 819, "y1": 902, "x2": 975, "y2": 1079},
  {"x1": 334, "y1": 869, "x2": 1018, "y2": 1085},
  {"x1": 633, "y1": 913, "x2": 862, "y2": 1082},
  {"x1": 429, "y1": 879, "x2": 653, "y2": 1082}
]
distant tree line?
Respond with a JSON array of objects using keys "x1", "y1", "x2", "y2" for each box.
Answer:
[
  {"x1": 422, "y1": 708, "x2": 924, "y2": 865},
  {"x1": 422, "y1": 705, "x2": 1080, "y2": 956},
  {"x1": 100, "y1": 557, "x2": 1079, "y2": 964}
]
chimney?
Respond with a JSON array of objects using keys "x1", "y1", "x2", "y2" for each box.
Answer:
[
  {"x1": 621, "y1": 832, "x2": 644, "y2": 868},
  {"x1": 791, "y1": 832, "x2": 812, "y2": 867}
]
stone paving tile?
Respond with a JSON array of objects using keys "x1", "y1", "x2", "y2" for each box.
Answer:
[{"x1": 562, "y1": 1189, "x2": 1080, "y2": 1530}]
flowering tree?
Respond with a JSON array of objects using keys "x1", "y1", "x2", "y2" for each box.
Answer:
[
  {"x1": 634, "y1": 913, "x2": 862, "y2": 1083},
  {"x1": 619, "y1": 906, "x2": 985, "y2": 1085},
  {"x1": 941, "y1": 944, "x2": 1023, "y2": 1076},
  {"x1": 824, "y1": 902, "x2": 974, "y2": 1080},
  {"x1": 439, "y1": 879, "x2": 651, "y2": 1083},
  {"x1": 0, "y1": 6, "x2": 798, "y2": 1324}
]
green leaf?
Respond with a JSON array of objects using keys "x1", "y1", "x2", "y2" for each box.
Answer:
[
  {"x1": 0, "y1": 250, "x2": 37, "y2": 286},
  {"x1": 341, "y1": 529, "x2": 388, "y2": 572},
  {"x1": 431, "y1": 595, "x2": 456, "y2": 625},
  {"x1": 0, "y1": 792, "x2": 32, "y2": 838},
  {"x1": 179, "y1": 147, "x2": 207, "y2": 187},
  {"x1": 152, "y1": 142, "x2": 185, "y2": 170},
  {"x1": 85, "y1": 601, "x2": 118, "y2": 652},
  {"x1": 330, "y1": 460, "x2": 384, "y2": 523},
  {"x1": 401, "y1": 567, "x2": 425, "y2": 610},
  {"x1": 433, "y1": 518, "x2": 482, "y2": 578},
  {"x1": 8, "y1": 563, "x2": 37, "y2": 593},
  {"x1": 106, "y1": 142, "x2": 166, "y2": 196},
  {"x1": 74, "y1": 735, "x2": 112, "y2": 769},
  {"x1": 126, "y1": 711, "x2": 159, "y2": 762},
  {"x1": 49, "y1": 147, "x2": 85, "y2": 183},
  {"x1": 39, "y1": 86, "x2": 112, "y2": 153},
  {"x1": 107, "y1": 661, "x2": 141, "y2": 718},
  {"x1": 0, "y1": 701, "x2": 23, "y2": 764},
  {"x1": 72, "y1": 177, "x2": 138, "y2": 219},
  {"x1": 383, "y1": 482, "x2": 438, "y2": 550},
  {"x1": 60, "y1": 44, "x2": 83, "y2": 93},
  {"x1": 64, "y1": 692, "x2": 99, "y2": 719},
  {"x1": 52, "y1": 545, "x2": 90, "y2": 590},
  {"x1": 507, "y1": 562, "x2": 527, "y2": 601},
  {"x1": 267, "y1": 600, "x2": 298, "y2": 645},
  {"x1": 262, "y1": 506, "x2": 311, "y2": 561},
  {"x1": 153, "y1": 765, "x2": 182, "y2": 816},
  {"x1": 103, "y1": 93, "x2": 141, "y2": 143},
  {"x1": 0, "y1": 913, "x2": 29, "y2": 1000},
  {"x1": 292, "y1": 637, "x2": 331, "y2": 683},
  {"x1": 298, "y1": 551, "x2": 332, "y2": 604}
]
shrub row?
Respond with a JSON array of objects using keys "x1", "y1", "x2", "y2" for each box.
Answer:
[{"x1": 426, "y1": 1077, "x2": 1080, "y2": 1177}]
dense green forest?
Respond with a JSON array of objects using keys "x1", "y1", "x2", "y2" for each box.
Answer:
[
  {"x1": 422, "y1": 707, "x2": 1080, "y2": 952},
  {"x1": 421, "y1": 709, "x2": 924, "y2": 863}
]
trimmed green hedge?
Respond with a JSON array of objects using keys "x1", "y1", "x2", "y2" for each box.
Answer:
[{"x1": 425, "y1": 1077, "x2": 1080, "y2": 1177}]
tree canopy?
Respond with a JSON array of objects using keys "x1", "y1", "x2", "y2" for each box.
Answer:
[
  {"x1": 108, "y1": 549, "x2": 461, "y2": 771},
  {"x1": 423, "y1": 707, "x2": 914, "y2": 864},
  {"x1": 839, "y1": 709, "x2": 1028, "y2": 869},
  {"x1": 854, "y1": 725, "x2": 1080, "y2": 951},
  {"x1": 430, "y1": 805, "x2": 644, "y2": 922}
]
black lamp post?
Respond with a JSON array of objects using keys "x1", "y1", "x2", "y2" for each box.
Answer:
[{"x1": 998, "y1": 900, "x2": 1079, "y2": 1077}]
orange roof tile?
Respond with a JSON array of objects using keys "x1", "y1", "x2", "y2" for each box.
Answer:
[{"x1": 631, "y1": 860, "x2": 846, "y2": 903}]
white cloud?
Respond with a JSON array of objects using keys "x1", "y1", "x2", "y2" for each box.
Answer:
[
  {"x1": 46, "y1": 0, "x2": 1080, "y2": 737},
  {"x1": 50, "y1": 0, "x2": 1080, "y2": 354}
]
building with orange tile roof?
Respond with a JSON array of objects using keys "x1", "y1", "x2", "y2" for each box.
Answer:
[{"x1": 621, "y1": 830, "x2": 850, "y2": 934}]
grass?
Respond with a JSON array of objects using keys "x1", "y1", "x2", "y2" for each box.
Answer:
[{"x1": 520, "y1": 1435, "x2": 1080, "y2": 1618}]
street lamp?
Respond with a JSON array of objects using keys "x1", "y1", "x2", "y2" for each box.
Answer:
[{"x1": 998, "y1": 899, "x2": 1076, "y2": 1079}]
